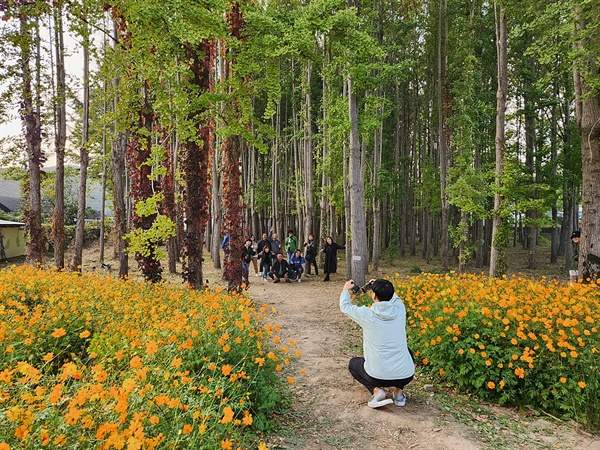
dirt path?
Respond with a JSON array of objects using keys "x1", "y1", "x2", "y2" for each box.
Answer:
[{"x1": 247, "y1": 271, "x2": 600, "y2": 450}]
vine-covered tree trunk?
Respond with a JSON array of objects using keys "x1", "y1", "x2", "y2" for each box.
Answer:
[{"x1": 181, "y1": 40, "x2": 214, "y2": 289}]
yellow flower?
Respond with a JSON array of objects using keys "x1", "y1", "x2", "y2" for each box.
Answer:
[{"x1": 578, "y1": 381, "x2": 586, "y2": 389}]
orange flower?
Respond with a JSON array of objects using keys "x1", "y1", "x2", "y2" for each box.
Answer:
[
  {"x1": 487, "y1": 381, "x2": 495, "y2": 389},
  {"x1": 578, "y1": 381, "x2": 586, "y2": 389},
  {"x1": 221, "y1": 406, "x2": 234, "y2": 424},
  {"x1": 79, "y1": 330, "x2": 91, "y2": 338},
  {"x1": 287, "y1": 377, "x2": 295, "y2": 384},
  {"x1": 221, "y1": 439, "x2": 233, "y2": 450},
  {"x1": 514, "y1": 367, "x2": 525, "y2": 379},
  {"x1": 242, "y1": 411, "x2": 253, "y2": 426},
  {"x1": 222, "y1": 365, "x2": 232, "y2": 376},
  {"x1": 560, "y1": 377, "x2": 567, "y2": 384},
  {"x1": 149, "y1": 415, "x2": 159, "y2": 425},
  {"x1": 145, "y1": 341, "x2": 159, "y2": 355},
  {"x1": 52, "y1": 328, "x2": 67, "y2": 338},
  {"x1": 182, "y1": 424, "x2": 192, "y2": 435},
  {"x1": 130, "y1": 356, "x2": 143, "y2": 369}
]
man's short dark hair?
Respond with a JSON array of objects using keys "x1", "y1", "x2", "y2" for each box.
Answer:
[{"x1": 372, "y1": 279, "x2": 395, "y2": 302}]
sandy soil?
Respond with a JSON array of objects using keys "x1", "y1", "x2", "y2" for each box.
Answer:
[{"x1": 245, "y1": 268, "x2": 600, "y2": 450}]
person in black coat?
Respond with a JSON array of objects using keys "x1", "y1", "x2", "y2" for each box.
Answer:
[
  {"x1": 304, "y1": 233, "x2": 319, "y2": 276},
  {"x1": 268, "y1": 253, "x2": 292, "y2": 283},
  {"x1": 322, "y1": 236, "x2": 345, "y2": 282},
  {"x1": 257, "y1": 233, "x2": 272, "y2": 273}
]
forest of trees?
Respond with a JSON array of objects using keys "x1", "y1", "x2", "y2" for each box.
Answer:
[{"x1": 0, "y1": 0, "x2": 598, "y2": 291}]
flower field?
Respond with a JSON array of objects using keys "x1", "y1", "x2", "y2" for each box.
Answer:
[
  {"x1": 0, "y1": 265, "x2": 296, "y2": 449},
  {"x1": 390, "y1": 273, "x2": 600, "y2": 429}
]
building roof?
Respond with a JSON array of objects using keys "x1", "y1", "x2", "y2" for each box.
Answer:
[{"x1": 0, "y1": 219, "x2": 25, "y2": 227}]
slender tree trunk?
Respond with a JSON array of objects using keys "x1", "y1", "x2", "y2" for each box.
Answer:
[
  {"x1": 52, "y1": 5, "x2": 66, "y2": 268},
  {"x1": 21, "y1": 16, "x2": 45, "y2": 264},
  {"x1": 71, "y1": 29, "x2": 90, "y2": 272},
  {"x1": 348, "y1": 75, "x2": 367, "y2": 285},
  {"x1": 489, "y1": 3, "x2": 508, "y2": 278},
  {"x1": 438, "y1": 0, "x2": 450, "y2": 272},
  {"x1": 304, "y1": 60, "x2": 314, "y2": 244},
  {"x1": 372, "y1": 114, "x2": 382, "y2": 271}
]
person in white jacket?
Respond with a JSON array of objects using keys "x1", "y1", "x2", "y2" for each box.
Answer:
[{"x1": 340, "y1": 278, "x2": 415, "y2": 408}]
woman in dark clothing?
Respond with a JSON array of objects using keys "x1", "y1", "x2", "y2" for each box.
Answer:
[
  {"x1": 322, "y1": 236, "x2": 345, "y2": 281},
  {"x1": 304, "y1": 233, "x2": 319, "y2": 276}
]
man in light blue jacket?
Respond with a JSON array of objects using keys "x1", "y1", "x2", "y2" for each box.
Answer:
[{"x1": 340, "y1": 279, "x2": 415, "y2": 408}]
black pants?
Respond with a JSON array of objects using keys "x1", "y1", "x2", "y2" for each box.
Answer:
[
  {"x1": 348, "y1": 357, "x2": 414, "y2": 395},
  {"x1": 305, "y1": 255, "x2": 318, "y2": 275}
]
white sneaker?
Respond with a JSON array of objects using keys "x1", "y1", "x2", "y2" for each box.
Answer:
[
  {"x1": 367, "y1": 390, "x2": 392, "y2": 408},
  {"x1": 297, "y1": 278, "x2": 301, "y2": 282},
  {"x1": 255, "y1": 273, "x2": 260, "y2": 277}
]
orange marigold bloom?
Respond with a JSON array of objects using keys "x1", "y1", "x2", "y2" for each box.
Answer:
[
  {"x1": 221, "y1": 406, "x2": 234, "y2": 424},
  {"x1": 578, "y1": 381, "x2": 586, "y2": 389},
  {"x1": 171, "y1": 358, "x2": 182, "y2": 368},
  {"x1": 560, "y1": 377, "x2": 567, "y2": 384},
  {"x1": 222, "y1": 365, "x2": 232, "y2": 376},
  {"x1": 52, "y1": 328, "x2": 67, "y2": 338},
  {"x1": 182, "y1": 424, "x2": 192, "y2": 435},
  {"x1": 79, "y1": 330, "x2": 91, "y2": 338},
  {"x1": 514, "y1": 367, "x2": 525, "y2": 379},
  {"x1": 145, "y1": 341, "x2": 159, "y2": 355},
  {"x1": 288, "y1": 377, "x2": 295, "y2": 384},
  {"x1": 487, "y1": 381, "x2": 495, "y2": 389},
  {"x1": 130, "y1": 356, "x2": 143, "y2": 369}
]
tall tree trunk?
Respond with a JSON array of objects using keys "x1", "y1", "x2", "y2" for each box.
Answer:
[
  {"x1": 489, "y1": 3, "x2": 508, "y2": 278},
  {"x1": 438, "y1": 0, "x2": 450, "y2": 272},
  {"x1": 303, "y1": 60, "x2": 314, "y2": 245},
  {"x1": 181, "y1": 40, "x2": 215, "y2": 288},
  {"x1": 52, "y1": 4, "x2": 66, "y2": 269},
  {"x1": 348, "y1": 75, "x2": 367, "y2": 285},
  {"x1": 573, "y1": 6, "x2": 600, "y2": 281},
  {"x1": 21, "y1": 16, "x2": 45, "y2": 264},
  {"x1": 71, "y1": 28, "x2": 90, "y2": 272},
  {"x1": 372, "y1": 113, "x2": 382, "y2": 271}
]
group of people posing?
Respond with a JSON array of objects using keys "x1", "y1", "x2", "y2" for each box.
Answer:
[{"x1": 240, "y1": 230, "x2": 345, "y2": 283}]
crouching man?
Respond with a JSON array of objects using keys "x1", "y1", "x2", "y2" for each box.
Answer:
[{"x1": 340, "y1": 279, "x2": 415, "y2": 408}]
